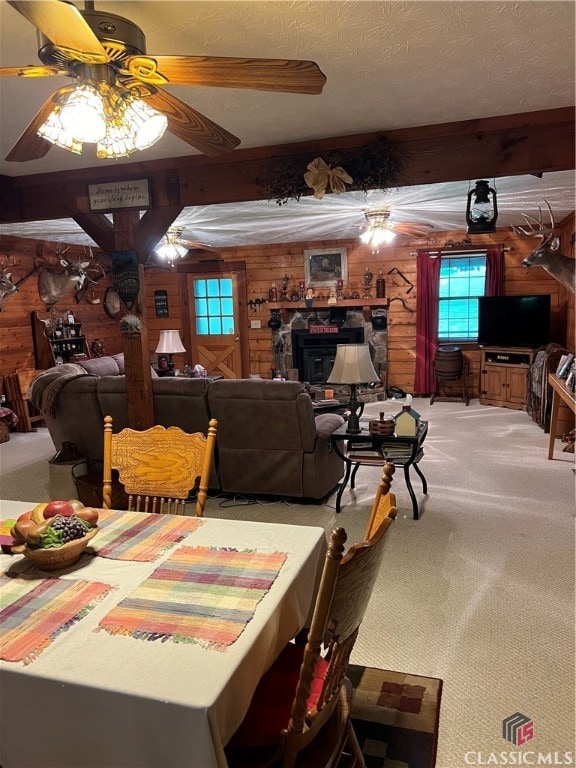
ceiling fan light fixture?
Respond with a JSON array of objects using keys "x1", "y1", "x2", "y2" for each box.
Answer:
[
  {"x1": 126, "y1": 99, "x2": 168, "y2": 150},
  {"x1": 37, "y1": 106, "x2": 83, "y2": 154},
  {"x1": 360, "y1": 208, "x2": 397, "y2": 251},
  {"x1": 58, "y1": 84, "x2": 107, "y2": 143},
  {"x1": 37, "y1": 77, "x2": 167, "y2": 160},
  {"x1": 156, "y1": 228, "x2": 188, "y2": 265}
]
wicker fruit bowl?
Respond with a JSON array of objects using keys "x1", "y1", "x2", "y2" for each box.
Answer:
[{"x1": 23, "y1": 527, "x2": 98, "y2": 571}]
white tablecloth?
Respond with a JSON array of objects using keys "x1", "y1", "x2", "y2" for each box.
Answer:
[{"x1": 0, "y1": 500, "x2": 325, "y2": 768}]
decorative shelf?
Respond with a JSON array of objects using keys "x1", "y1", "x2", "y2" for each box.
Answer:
[{"x1": 267, "y1": 298, "x2": 389, "y2": 311}]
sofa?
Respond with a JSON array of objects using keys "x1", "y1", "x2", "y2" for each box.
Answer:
[{"x1": 30, "y1": 355, "x2": 345, "y2": 501}]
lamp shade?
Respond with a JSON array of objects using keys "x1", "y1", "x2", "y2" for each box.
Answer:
[
  {"x1": 155, "y1": 330, "x2": 186, "y2": 355},
  {"x1": 327, "y1": 344, "x2": 379, "y2": 384}
]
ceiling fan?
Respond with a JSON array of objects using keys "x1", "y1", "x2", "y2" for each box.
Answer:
[
  {"x1": 1, "y1": 0, "x2": 327, "y2": 162},
  {"x1": 155, "y1": 226, "x2": 217, "y2": 265},
  {"x1": 358, "y1": 207, "x2": 434, "y2": 250}
]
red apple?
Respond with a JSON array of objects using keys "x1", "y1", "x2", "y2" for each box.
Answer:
[{"x1": 43, "y1": 499, "x2": 75, "y2": 518}]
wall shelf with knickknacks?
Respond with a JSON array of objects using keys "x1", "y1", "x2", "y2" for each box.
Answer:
[
  {"x1": 31, "y1": 310, "x2": 91, "y2": 369},
  {"x1": 268, "y1": 298, "x2": 389, "y2": 322}
]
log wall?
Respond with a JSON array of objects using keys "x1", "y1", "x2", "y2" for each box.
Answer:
[{"x1": 1, "y1": 223, "x2": 574, "y2": 403}]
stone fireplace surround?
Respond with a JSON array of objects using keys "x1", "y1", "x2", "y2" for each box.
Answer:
[{"x1": 268, "y1": 309, "x2": 387, "y2": 385}]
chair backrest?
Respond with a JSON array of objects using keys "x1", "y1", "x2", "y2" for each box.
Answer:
[
  {"x1": 282, "y1": 472, "x2": 397, "y2": 764},
  {"x1": 102, "y1": 415, "x2": 218, "y2": 516}
]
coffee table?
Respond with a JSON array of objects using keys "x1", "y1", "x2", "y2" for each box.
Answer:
[{"x1": 330, "y1": 420, "x2": 428, "y2": 519}]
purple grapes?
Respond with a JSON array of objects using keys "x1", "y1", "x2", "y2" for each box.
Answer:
[{"x1": 51, "y1": 515, "x2": 89, "y2": 543}]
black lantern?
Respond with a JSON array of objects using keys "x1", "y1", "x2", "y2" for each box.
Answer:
[{"x1": 466, "y1": 180, "x2": 498, "y2": 234}]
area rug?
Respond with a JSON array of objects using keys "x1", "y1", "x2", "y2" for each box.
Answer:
[{"x1": 347, "y1": 665, "x2": 442, "y2": 768}]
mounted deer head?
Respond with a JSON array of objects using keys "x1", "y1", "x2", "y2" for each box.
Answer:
[
  {"x1": 0, "y1": 255, "x2": 39, "y2": 311},
  {"x1": 36, "y1": 245, "x2": 94, "y2": 306},
  {"x1": 512, "y1": 201, "x2": 575, "y2": 294}
]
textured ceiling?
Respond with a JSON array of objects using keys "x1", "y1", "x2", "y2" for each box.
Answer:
[{"x1": 0, "y1": 1, "x2": 574, "y2": 246}]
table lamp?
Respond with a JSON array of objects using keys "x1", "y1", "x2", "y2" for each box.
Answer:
[
  {"x1": 328, "y1": 343, "x2": 379, "y2": 433},
  {"x1": 155, "y1": 330, "x2": 186, "y2": 375}
]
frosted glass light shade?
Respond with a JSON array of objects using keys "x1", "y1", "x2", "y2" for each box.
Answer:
[
  {"x1": 155, "y1": 330, "x2": 186, "y2": 355},
  {"x1": 327, "y1": 344, "x2": 379, "y2": 384}
]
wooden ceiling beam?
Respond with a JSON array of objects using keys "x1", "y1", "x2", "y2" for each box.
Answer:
[
  {"x1": 2, "y1": 107, "x2": 574, "y2": 224},
  {"x1": 72, "y1": 212, "x2": 115, "y2": 254}
]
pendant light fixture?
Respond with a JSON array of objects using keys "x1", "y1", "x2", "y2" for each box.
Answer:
[{"x1": 466, "y1": 180, "x2": 498, "y2": 234}]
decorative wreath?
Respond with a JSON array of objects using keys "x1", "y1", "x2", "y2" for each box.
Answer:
[{"x1": 261, "y1": 136, "x2": 404, "y2": 206}]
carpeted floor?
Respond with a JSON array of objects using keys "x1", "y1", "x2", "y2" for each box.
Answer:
[
  {"x1": 0, "y1": 397, "x2": 574, "y2": 768},
  {"x1": 347, "y1": 665, "x2": 442, "y2": 768}
]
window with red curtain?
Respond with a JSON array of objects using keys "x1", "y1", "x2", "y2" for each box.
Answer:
[{"x1": 414, "y1": 246, "x2": 503, "y2": 394}]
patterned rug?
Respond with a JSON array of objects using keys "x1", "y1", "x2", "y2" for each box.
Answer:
[{"x1": 347, "y1": 665, "x2": 442, "y2": 768}]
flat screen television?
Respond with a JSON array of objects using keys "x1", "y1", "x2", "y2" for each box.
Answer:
[{"x1": 477, "y1": 294, "x2": 551, "y2": 348}]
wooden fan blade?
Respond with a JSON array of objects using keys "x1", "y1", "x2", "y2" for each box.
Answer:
[
  {"x1": 127, "y1": 55, "x2": 327, "y2": 94},
  {"x1": 179, "y1": 239, "x2": 219, "y2": 252},
  {"x1": 7, "y1": 1, "x2": 108, "y2": 63},
  {"x1": 5, "y1": 94, "x2": 57, "y2": 162},
  {"x1": 391, "y1": 222, "x2": 435, "y2": 236},
  {"x1": 0, "y1": 64, "x2": 64, "y2": 78},
  {"x1": 141, "y1": 87, "x2": 240, "y2": 156}
]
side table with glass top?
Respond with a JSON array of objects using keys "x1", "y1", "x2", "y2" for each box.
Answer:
[{"x1": 330, "y1": 420, "x2": 428, "y2": 519}]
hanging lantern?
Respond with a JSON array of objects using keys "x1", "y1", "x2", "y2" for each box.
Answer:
[{"x1": 466, "y1": 180, "x2": 498, "y2": 234}]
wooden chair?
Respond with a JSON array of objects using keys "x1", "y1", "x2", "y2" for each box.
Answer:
[
  {"x1": 5, "y1": 369, "x2": 45, "y2": 432},
  {"x1": 226, "y1": 465, "x2": 397, "y2": 768},
  {"x1": 364, "y1": 462, "x2": 396, "y2": 540},
  {"x1": 102, "y1": 415, "x2": 218, "y2": 516}
]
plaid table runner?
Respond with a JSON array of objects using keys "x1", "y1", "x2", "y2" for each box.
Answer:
[
  {"x1": 99, "y1": 546, "x2": 288, "y2": 651},
  {"x1": 0, "y1": 575, "x2": 113, "y2": 664},
  {"x1": 94, "y1": 509, "x2": 204, "y2": 561}
]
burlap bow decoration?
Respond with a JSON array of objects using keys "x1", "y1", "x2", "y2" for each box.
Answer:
[{"x1": 303, "y1": 157, "x2": 353, "y2": 199}]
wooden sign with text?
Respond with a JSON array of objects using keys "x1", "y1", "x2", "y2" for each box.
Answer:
[{"x1": 88, "y1": 179, "x2": 150, "y2": 212}]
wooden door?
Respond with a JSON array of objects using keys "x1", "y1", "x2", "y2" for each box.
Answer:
[{"x1": 186, "y1": 271, "x2": 243, "y2": 378}]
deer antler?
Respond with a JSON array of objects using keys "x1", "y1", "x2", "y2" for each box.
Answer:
[{"x1": 512, "y1": 200, "x2": 555, "y2": 239}]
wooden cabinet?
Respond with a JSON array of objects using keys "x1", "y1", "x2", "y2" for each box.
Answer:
[
  {"x1": 480, "y1": 347, "x2": 535, "y2": 410},
  {"x1": 31, "y1": 311, "x2": 91, "y2": 369}
]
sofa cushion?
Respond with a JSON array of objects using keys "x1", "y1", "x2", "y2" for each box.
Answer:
[
  {"x1": 315, "y1": 413, "x2": 345, "y2": 442},
  {"x1": 81, "y1": 356, "x2": 123, "y2": 376}
]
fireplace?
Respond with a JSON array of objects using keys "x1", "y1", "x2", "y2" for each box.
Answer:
[{"x1": 291, "y1": 328, "x2": 365, "y2": 383}]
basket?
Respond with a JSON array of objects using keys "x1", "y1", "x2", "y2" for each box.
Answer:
[
  {"x1": 72, "y1": 461, "x2": 129, "y2": 510},
  {"x1": 0, "y1": 420, "x2": 9, "y2": 444},
  {"x1": 368, "y1": 419, "x2": 395, "y2": 436},
  {"x1": 23, "y1": 528, "x2": 98, "y2": 571}
]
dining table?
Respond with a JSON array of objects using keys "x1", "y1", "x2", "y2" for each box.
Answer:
[{"x1": 0, "y1": 499, "x2": 326, "y2": 768}]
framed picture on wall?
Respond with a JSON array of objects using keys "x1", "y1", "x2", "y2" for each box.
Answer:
[{"x1": 304, "y1": 247, "x2": 347, "y2": 288}]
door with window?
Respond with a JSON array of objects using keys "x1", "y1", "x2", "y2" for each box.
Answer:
[{"x1": 186, "y1": 268, "x2": 246, "y2": 378}]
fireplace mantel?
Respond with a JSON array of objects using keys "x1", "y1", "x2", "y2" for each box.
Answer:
[{"x1": 268, "y1": 298, "x2": 388, "y2": 321}]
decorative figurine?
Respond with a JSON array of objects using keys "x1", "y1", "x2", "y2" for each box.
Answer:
[
  {"x1": 327, "y1": 286, "x2": 338, "y2": 305},
  {"x1": 363, "y1": 268, "x2": 373, "y2": 298},
  {"x1": 305, "y1": 288, "x2": 315, "y2": 309},
  {"x1": 91, "y1": 339, "x2": 105, "y2": 358}
]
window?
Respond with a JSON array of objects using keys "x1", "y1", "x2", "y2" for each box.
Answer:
[
  {"x1": 438, "y1": 255, "x2": 487, "y2": 342},
  {"x1": 193, "y1": 277, "x2": 235, "y2": 335}
]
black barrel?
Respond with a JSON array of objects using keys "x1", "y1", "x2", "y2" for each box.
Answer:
[{"x1": 434, "y1": 346, "x2": 463, "y2": 380}]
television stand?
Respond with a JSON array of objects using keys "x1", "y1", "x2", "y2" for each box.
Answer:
[{"x1": 480, "y1": 347, "x2": 536, "y2": 410}]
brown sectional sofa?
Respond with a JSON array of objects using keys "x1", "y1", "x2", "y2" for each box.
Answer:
[{"x1": 30, "y1": 355, "x2": 345, "y2": 501}]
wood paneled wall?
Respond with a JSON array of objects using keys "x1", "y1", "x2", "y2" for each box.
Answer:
[{"x1": 1, "y1": 222, "x2": 574, "y2": 401}]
